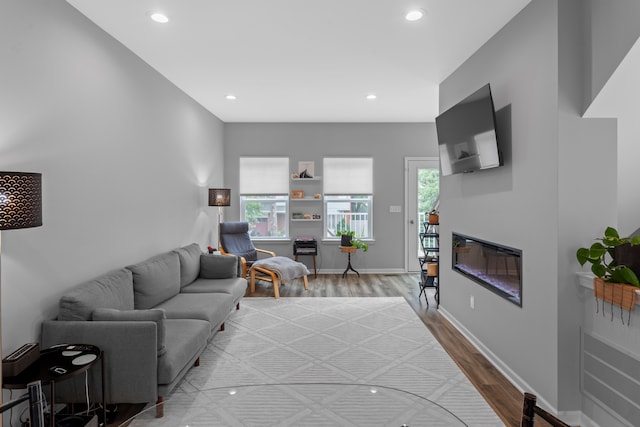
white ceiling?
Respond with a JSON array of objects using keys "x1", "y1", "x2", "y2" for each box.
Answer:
[{"x1": 65, "y1": 0, "x2": 531, "y2": 123}]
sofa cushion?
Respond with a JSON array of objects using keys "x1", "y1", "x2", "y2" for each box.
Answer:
[
  {"x1": 182, "y1": 277, "x2": 247, "y2": 302},
  {"x1": 173, "y1": 243, "x2": 202, "y2": 288},
  {"x1": 199, "y1": 254, "x2": 238, "y2": 279},
  {"x1": 58, "y1": 269, "x2": 134, "y2": 321},
  {"x1": 154, "y1": 293, "x2": 234, "y2": 333},
  {"x1": 92, "y1": 308, "x2": 167, "y2": 356},
  {"x1": 157, "y1": 319, "x2": 209, "y2": 385},
  {"x1": 127, "y1": 252, "x2": 181, "y2": 309}
]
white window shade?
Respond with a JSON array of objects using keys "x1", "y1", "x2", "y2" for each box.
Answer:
[
  {"x1": 324, "y1": 157, "x2": 373, "y2": 195},
  {"x1": 239, "y1": 157, "x2": 289, "y2": 195}
]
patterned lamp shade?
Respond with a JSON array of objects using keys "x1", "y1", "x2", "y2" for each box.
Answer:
[
  {"x1": 0, "y1": 172, "x2": 42, "y2": 230},
  {"x1": 208, "y1": 188, "x2": 231, "y2": 207}
]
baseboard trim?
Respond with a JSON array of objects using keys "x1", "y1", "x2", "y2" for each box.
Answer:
[{"x1": 437, "y1": 307, "x2": 561, "y2": 416}]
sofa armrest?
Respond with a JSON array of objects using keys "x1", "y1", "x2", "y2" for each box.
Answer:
[{"x1": 41, "y1": 320, "x2": 158, "y2": 404}]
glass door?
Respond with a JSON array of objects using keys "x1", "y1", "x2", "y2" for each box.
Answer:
[{"x1": 405, "y1": 158, "x2": 439, "y2": 272}]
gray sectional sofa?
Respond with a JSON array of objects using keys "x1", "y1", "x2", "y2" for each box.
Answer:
[{"x1": 40, "y1": 243, "x2": 247, "y2": 414}]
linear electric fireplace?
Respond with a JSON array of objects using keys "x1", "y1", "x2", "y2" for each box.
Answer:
[{"x1": 452, "y1": 233, "x2": 522, "y2": 306}]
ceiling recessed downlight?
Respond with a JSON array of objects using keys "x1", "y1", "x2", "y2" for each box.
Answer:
[
  {"x1": 150, "y1": 12, "x2": 169, "y2": 23},
  {"x1": 405, "y1": 9, "x2": 425, "y2": 21},
  {"x1": 225, "y1": 94, "x2": 237, "y2": 100},
  {"x1": 366, "y1": 94, "x2": 377, "y2": 100}
]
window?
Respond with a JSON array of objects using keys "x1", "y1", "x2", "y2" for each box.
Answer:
[
  {"x1": 239, "y1": 157, "x2": 289, "y2": 239},
  {"x1": 323, "y1": 157, "x2": 373, "y2": 239}
]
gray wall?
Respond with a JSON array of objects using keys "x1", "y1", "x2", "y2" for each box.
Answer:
[
  {"x1": 1, "y1": 0, "x2": 225, "y2": 356},
  {"x1": 439, "y1": 0, "x2": 561, "y2": 408},
  {"x1": 584, "y1": 0, "x2": 640, "y2": 112},
  {"x1": 439, "y1": 0, "x2": 622, "y2": 417},
  {"x1": 224, "y1": 123, "x2": 437, "y2": 272}
]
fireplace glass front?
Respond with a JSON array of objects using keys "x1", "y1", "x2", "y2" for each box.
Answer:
[{"x1": 452, "y1": 233, "x2": 522, "y2": 306}]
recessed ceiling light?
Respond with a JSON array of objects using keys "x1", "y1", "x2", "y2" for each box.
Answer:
[
  {"x1": 150, "y1": 12, "x2": 169, "y2": 23},
  {"x1": 366, "y1": 94, "x2": 377, "y2": 100},
  {"x1": 405, "y1": 9, "x2": 425, "y2": 21},
  {"x1": 225, "y1": 94, "x2": 237, "y2": 100}
]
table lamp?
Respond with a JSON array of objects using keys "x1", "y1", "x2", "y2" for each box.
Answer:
[
  {"x1": 208, "y1": 188, "x2": 230, "y2": 250},
  {"x1": 0, "y1": 172, "x2": 42, "y2": 413}
]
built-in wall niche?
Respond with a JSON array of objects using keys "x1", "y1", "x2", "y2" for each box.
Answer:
[{"x1": 452, "y1": 233, "x2": 522, "y2": 306}]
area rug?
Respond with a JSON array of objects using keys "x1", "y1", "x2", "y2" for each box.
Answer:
[{"x1": 130, "y1": 298, "x2": 503, "y2": 426}]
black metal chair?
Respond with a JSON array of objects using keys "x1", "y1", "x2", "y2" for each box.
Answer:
[{"x1": 521, "y1": 392, "x2": 571, "y2": 427}]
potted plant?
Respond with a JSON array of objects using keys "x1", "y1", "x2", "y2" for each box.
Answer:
[
  {"x1": 427, "y1": 209, "x2": 439, "y2": 225},
  {"x1": 576, "y1": 226, "x2": 640, "y2": 313},
  {"x1": 336, "y1": 229, "x2": 368, "y2": 252}
]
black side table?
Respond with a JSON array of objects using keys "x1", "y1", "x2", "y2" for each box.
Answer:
[
  {"x1": 340, "y1": 246, "x2": 360, "y2": 278},
  {"x1": 293, "y1": 238, "x2": 318, "y2": 277},
  {"x1": 3, "y1": 344, "x2": 105, "y2": 427}
]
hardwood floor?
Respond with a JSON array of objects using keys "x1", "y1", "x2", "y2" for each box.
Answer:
[{"x1": 111, "y1": 273, "x2": 524, "y2": 426}]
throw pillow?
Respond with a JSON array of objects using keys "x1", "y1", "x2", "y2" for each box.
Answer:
[
  {"x1": 92, "y1": 308, "x2": 166, "y2": 356},
  {"x1": 199, "y1": 254, "x2": 238, "y2": 279}
]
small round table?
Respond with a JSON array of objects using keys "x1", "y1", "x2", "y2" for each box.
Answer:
[
  {"x1": 3, "y1": 344, "x2": 105, "y2": 427},
  {"x1": 340, "y1": 245, "x2": 360, "y2": 277}
]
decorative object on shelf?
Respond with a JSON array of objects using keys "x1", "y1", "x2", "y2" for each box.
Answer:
[
  {"x1": 303, "y1": 213, "x2": 311, "y2": 219},
  {"x1": 0, "y1": 171, "x2": 43, "y2": 401},
  {"x1": 576, "y1": 226, "x2": 640, "y2": 324},
  {"x1": 298, "y1": 161, "x2": 314, "y2": 178},
  {"x1": 292, "y1": 212, "x2": 304, "y2": 219},
  {"x1": 419, "y1": 218, "x2": 439, "y2": 307},
  {"x1": 312, "y1": 214, "x2": 321, "y2": 219},
  {"x1": 291, "y1": 190, "x2": 305, "y2": 199},
  {"x1": 428, "y1": 209, "x2": 439, "y2": 225},
  {"x1": 314, "y1": 193, "x2": 321, "y2": 199},
  {"x1": 208, "y1": 188, "x2": 231, "y2": 249},
  {"x1": 427, "y1": 262, "x2": 438, "y2": 277},
  {"x1": 207, "y1": 246, "x2": 215, "y2": 254}
]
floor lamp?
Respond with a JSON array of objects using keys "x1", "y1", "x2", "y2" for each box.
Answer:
[
  {"x1": 208, "y1": 189, "x2": 230, "y2": 250},
  {"x1": 0, "y1": 172, "x2": 43, "y2": 424}
]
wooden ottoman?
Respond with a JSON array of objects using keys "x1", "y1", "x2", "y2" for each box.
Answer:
[{"x1": 249, "y1": 256, "x2": 309, "y2": 298}]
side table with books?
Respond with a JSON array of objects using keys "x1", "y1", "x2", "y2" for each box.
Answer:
[{"x1": 293, "y1": 237, "x2": 317, "y2": 278}]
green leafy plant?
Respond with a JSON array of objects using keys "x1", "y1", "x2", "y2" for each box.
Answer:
[
  {"x1": 336, "y1": 229, "x2": 369, "y2": 252},
  {"x1": 576, "y1": 226, "x2": 640, "y2": 286}
]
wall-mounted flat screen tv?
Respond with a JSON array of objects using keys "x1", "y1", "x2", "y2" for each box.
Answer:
[{"x1": 436, "y1": 84, "x2": 501, "y2": 176}]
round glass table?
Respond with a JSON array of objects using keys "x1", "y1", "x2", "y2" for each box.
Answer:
[{"x1": 120, "y1": 383, "x2": 468, "y2": 426}]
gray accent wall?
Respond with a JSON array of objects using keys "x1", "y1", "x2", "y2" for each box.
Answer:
[
  {"x1": 224, "y1": 123, "x2": 437, "y2": 272},
  {"x1": 1, "y1": 0, "x2": 224, "y2": 354},
  {"x1": 439, "y1": 0, "x2": 620, "y2": 417}
]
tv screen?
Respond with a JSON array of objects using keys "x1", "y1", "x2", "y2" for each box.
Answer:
[{"x1": 436, "y1": 84, "x2": 501, "y2": 176}]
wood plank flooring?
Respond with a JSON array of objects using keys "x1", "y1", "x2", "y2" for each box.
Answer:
[{"x1": 111, "y1": 273, "x2": 524, "y2": 426}]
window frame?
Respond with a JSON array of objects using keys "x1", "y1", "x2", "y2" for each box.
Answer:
[
  {"x1": 322, "y1": 157, "x2": 374, "y2": 241},
  {"x1": 324, "y1": 195, "x2": 373, "y2": 240},
  {"x1": 239, "y1": 157, "x2": 290, "y2": 240}
]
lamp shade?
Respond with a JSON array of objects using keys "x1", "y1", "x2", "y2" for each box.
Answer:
[
  {"x1": 208, "y1": 188, "x2": 231, "y2": 207},
  {"x1": 0, "y1": 172, "x2": 42, "y2": 230}
]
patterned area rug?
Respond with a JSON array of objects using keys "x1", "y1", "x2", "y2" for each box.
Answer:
[{"x1": 130, "y1": 297, "x2": 503, "y2": 426}]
